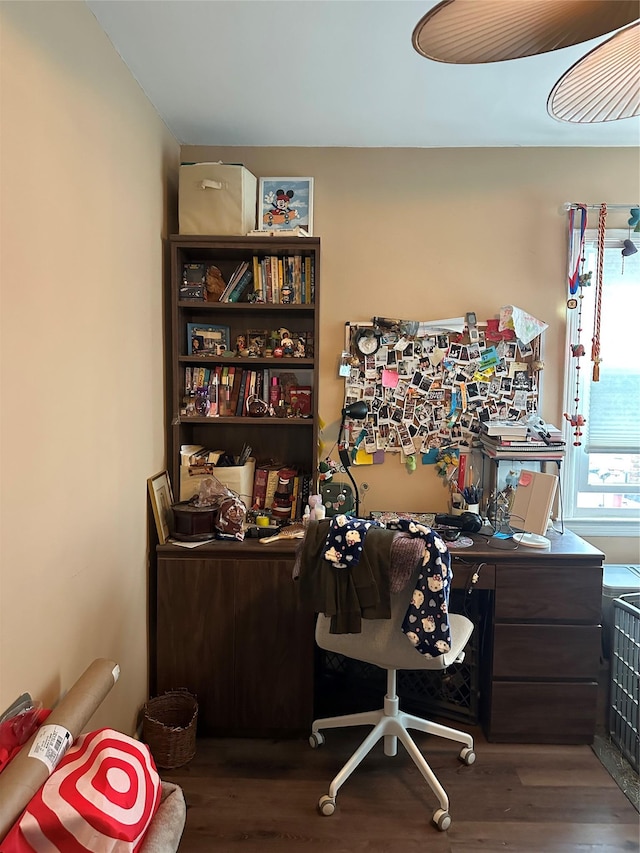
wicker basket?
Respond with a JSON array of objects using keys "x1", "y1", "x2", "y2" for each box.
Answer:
[{"x1": 142, "y1": 690, "x2": 198, "y2": 769}]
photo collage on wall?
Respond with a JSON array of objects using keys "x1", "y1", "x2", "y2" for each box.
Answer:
[{"x1": 341, "y1": 316, "x2": 542, "y2": 459}]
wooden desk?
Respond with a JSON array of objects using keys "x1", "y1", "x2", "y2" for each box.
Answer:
[{"x1": 154, "y1": 528, "x2": 603, "y2": 744}]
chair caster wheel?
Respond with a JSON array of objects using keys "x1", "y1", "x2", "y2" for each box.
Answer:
[
  {"x1": 459, "y1": 746, "x2": 476, "y2": 765},
  {"x1": 309, "y1": 731, "x2": 325, "y2": 748},
  {"x1": 433, "y1": 808, "x2": 451, "y2": 831},
  {"x1": 318, "y1": 795, "x2": 336, "y2": 816}
]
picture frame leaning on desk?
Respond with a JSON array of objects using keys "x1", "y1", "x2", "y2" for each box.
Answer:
[{"x1": 148, "y1": 470, "x2": 174, "y2": 545}]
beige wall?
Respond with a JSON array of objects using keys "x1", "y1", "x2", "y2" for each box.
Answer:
[
  {"x1": 0, "y1": 2, "x2": 179, "y2": 732},
  {"x1": 185, "y1": 146, "x2": 639, "y2": 563}
]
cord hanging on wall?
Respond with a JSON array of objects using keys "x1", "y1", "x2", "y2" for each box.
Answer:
[
  {"x1": 591, "y1": 203, "x2": 607, "y2": 382},
  {"x1": 564, "y1": 205, "x2": 590, "y2": 446}
]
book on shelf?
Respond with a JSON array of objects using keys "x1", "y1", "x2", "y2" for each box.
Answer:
[
  {"x1": 218, "y1": 261, "x2": 248, "y2": 301},
  {"x1": 480, "y1": 421, "x2": 528, "y2": 439},
  {"x1": 289, "y1": 385, "x2": 312, "y2": 417},
  {"x1": 251, "y1": 464, "x2": 279, "y2": 510},
  {"x1": 480, "y1": 444, "x2": 564, "y2": 461},
  {"x1": 479, "y1": 434, "x2": 565, "y2": 450},
  {"x1": 291, "y1": 475, "x2": 300, "y2": 519},
  {"x1": 235, "y1": 370, "x2": 249, "y2": 416},
  {"x1": 227, "y1": 266, "x2": 253, "y2": 302},
  {"x1": 480, "y1": 436, "x2": 566, "y2": 449},
  {"x1": 264, "y1": 468, "x2": 282, "y2": 509},
  {"x1": 180, "y1": 445, "x2": 205, "y2": 465}
]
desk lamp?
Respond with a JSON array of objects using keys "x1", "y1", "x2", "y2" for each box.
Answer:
[{"x1": 336, "y1": 400, "x2": 369, "y2": 517}]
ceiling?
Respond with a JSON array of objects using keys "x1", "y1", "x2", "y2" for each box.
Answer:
[{"x1": 86, "y1": 0, "x2": 640, "y2": 148}]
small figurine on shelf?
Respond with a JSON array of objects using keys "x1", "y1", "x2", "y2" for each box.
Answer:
[
  {"x1": 278, "y1": 328, "x2": 295, "y2": 357},
  {"x1": 303, "y1": 494, "x2": 326, "y2": 526},
  {"x1": 235, "y1": 334, "x2": 248, "y2": 357}
]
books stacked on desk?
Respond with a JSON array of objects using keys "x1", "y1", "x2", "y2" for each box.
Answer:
[{"x1": 479, "y1": 421, "x2": 565, "y2": 460}]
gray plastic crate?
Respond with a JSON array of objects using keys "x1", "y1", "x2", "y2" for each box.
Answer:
[{"x1": 609, "y1": 593, "x2": 640, "y2": 773}]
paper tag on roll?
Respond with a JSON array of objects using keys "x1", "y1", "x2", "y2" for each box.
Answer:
[{"x1": 28, "y1": 725, "x2": 73, "y2": 773}]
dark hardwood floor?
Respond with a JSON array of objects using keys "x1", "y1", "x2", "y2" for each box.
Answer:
[{"x1": 162, "y1": 715, "x2": 639, "y2": 853}]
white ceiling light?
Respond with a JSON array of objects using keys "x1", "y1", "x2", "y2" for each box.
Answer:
[
  {"x1": 548, "y1": 22, "x2": 640, "y2": 122},
  {"x1": 412, "y1": 0, "x2": 640, "y2": 124},
  {"x1": 412, "y1": 0, "x2": 638, "y2": 63}
]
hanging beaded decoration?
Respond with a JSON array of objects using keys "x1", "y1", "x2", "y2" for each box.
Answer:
[
  {"x1": 591, "y1": 203, "x2": 607, "y2": 383},
  {"x1": 564, "y1": 204, "x2": 589, "y2": 446}
]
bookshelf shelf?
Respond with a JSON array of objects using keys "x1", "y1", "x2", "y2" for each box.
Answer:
[
  {"x1": 177, "y1": 356, "x2": 314, "y2": 368},
  {"x1": 176, "y1": 417, "x2": 314, "y2": 426},
  {"x1": 168, "y1": 235, "x2": 320, "y2": 504},
  {"x1": 178, "y1": 301, "x2": 313, "y2": 313}
]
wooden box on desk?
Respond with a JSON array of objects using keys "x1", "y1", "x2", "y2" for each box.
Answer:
[{"x1": 179, "y1": 457, "x2": 256, "y2": 506}]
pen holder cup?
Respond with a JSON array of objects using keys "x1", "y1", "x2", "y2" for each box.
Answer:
[{"x1": 466, "y1": 503, "x2": 480, "y2": 514}]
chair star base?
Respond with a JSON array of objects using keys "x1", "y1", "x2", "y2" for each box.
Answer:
[{"x1": 310, "y1": 667, "x2": 475, "y2": 831}]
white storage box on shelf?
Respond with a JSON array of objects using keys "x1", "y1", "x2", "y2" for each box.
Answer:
[
  {"x1": 179, "y1": 162, "x2": 257, "y2": 235},
  {"x1": 179, "y1": 457, "x2": 256, "y2": 506},
  {"x1": 601, "y1": 564, "x2": 640, "y2": 658}
]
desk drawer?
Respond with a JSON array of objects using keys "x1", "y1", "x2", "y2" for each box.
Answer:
[
  {"x1": 495, "y1": 565, "x2": 602, "y2": 622},
  {"x1": 488, "y1": 682, "x2": 598, "y2": 743},
  {"x1": 493, "y1": 624, "x2": 601, "y2": 679}
]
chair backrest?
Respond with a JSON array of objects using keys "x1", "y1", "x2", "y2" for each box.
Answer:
[{"x1": 316, "y1": 567, "x2": 473, "y2": 672}]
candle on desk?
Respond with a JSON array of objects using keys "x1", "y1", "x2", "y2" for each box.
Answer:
[{"x1": 256, "y1": 514, "x2": 270, "y2": 527}]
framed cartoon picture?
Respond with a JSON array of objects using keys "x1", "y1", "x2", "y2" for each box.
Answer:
[{"x1": 258, "y1": 177, "x2": 314, "y2": 234}]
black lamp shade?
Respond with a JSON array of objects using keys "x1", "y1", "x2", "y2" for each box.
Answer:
[{"x1": 343, "y1": 400, "x2": 369, "y2": 420}]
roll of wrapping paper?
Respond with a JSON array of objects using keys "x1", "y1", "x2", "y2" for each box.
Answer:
[{"x1": 0, "y1": 657, "x2": 120, "y2": 841}]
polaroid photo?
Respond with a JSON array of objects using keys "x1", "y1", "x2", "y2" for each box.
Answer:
[
  {"x1": 448, "y1": 343, "x2": 462, "y2": 361},
  {"x1": 513, "y1": 390, "x2": 529, "y2": 410},
  {"x1": 467, "y1": 343, "x2": 482, "y2": 362},
  {"x1": 390, "y1": 406, "x2": 404, "y2": 424},
  {"x1": 403, "y1": 397, "x2": 416, "y2": 422},
  {"x1": 503, "y1": 341, "x2": 518, "y2": 360},
  {"x1": 512, "y1": 370, "x2": 531, "y2": 391},
  {"x1": 517, "y1": 338, "x2": 533, "y2": 357},
  {"x1": 500, "y1": 376, "x2": 514, "y2": 393},
  {"x1": 393, "y1": 380, "x2": 408, "y2": 402},
  {"x1": 466, "y1": 381, "x2": 481, "y2": 400},
  {"x1": 395, "y1": 423, "x2": 416, "y2": 456}
]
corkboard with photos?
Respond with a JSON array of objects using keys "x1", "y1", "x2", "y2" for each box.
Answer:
[{"x1": 341, "y1": 316, "x2": 543, "y2": 459}]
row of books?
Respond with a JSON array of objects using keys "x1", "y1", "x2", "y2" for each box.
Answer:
[
  {"x1": 180, "y1": 450, "x2": 313, "y2": 520},
  {"x1": 251, "y1": 465, "x2": 313, "y2": 519},
  {"x1": 479, "y1": 433, "x2": 565, "y2": 460},
  {"x1": 218, "y1": 261, "x2": 253, "y2": 302},
  {"x1": 251, "y1": 255, "x2": 315, "y2": 304},
  {"x1": 182, "y1": 365, "x2": 312, "y2": 418}
]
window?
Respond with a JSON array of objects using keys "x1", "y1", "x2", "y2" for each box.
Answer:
[{"x1": 562, "y1": 227, "x2": 640, "y2": 535}]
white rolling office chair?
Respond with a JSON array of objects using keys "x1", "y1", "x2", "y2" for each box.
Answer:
[{"x1": 309, "y1": 571, "x2": 476, "y2": 832}]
